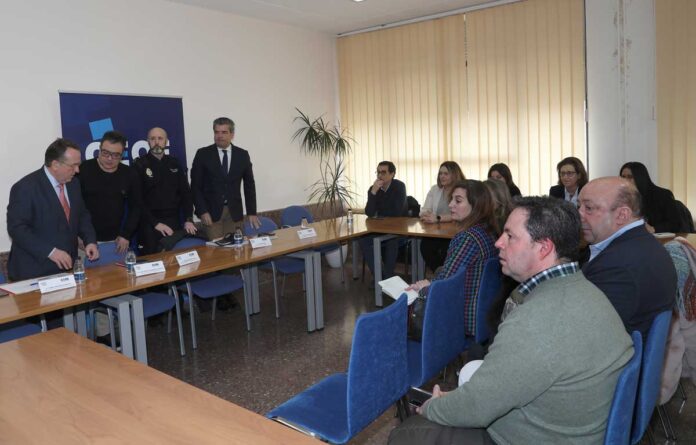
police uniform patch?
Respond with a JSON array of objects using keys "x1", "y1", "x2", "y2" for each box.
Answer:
[
  {"x1": 146, "y1": 168, "x2": 153, "y2": 177},
  {"x1": 170, "y1": 168, "x2": 178, "y2": 173}
]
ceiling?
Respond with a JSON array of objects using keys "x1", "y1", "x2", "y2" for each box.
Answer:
[{"x1": 164, "y1": 0, "x2": 505, "y2": 35}]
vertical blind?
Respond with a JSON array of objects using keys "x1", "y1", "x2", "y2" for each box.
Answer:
[
  {"x1": 338, "y1": 0, "x2": 586, "y2": 207},
  {"x1": 656, "y1": 0, "x2": 696, "y2": 213}
]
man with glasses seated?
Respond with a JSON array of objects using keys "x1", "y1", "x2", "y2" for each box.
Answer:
[
  {"x1": 359, "y1": 160, "x2": 407, "y2": 280},
  {"x1": 79, "y1": 131, "x2": 141, "y2": 253},
  {"x1": 7, "y1": 138, "x2": 99, "y2": 281}
]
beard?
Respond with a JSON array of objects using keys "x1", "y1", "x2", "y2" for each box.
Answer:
[{"x1": 150, "y1": 145, "x2": 165, "y2": 155}]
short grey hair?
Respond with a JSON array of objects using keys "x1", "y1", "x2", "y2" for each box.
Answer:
[{"x1": 213, "y1": 117, "x2": 235, "y2": 133}]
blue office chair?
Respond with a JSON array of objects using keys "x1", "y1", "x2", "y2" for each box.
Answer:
[
  {"x1": 470, "y1": 257, "x2": 503, "y2": 346},
  {"x1": 0, "y1": 272, "x2": 43, "y2": 343},
  {"x1": 175, "y1": 237, "x2": 246, "y2": 349},
  {"x1": 243, "y1": 216, "x2": 305, "y2": 319},
  {"x1": 281, "y1": 205, "x2": 346, "y2": 283},
  {"x1": 604, "y1": 331, "x2": 643, "y2": 445},
  {"x1": 86, "y1": 241, "x2": 124, "y2": 267},
  {"x1": 89, "y1": 241, "x2": 187, "y2": 356},
  {"x1": 407, "y1": 267, "x2": 467, "y2": 389},
  {"x1": 267, "y1": 295, "x2": 409, "y2": 444},
  {"x1": 630, "y1": 310, "x2": 673, "y2": 445}
]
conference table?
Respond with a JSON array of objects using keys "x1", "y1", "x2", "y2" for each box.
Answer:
[
  {"x1": 0, "y1": 328, "x2": 318, "y2": 444},
  {"x1": 0, "y1": 215, "x2": 374, "y2": 362}
]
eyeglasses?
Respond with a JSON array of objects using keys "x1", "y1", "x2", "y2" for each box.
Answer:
[
  {"x1": 559, "y1": 171, "x2": 577, "y2": 177},
  {"x1": 99, "y1": 149, "x2": 123, "y2": 160}
]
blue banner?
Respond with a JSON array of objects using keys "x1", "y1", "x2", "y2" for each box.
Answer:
[{"x1": 59, "y1": 92, "x2": 187, "y2": 167}]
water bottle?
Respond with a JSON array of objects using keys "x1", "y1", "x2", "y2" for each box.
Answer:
[
  {"x1": 73, "y1": 257, "x2": 85, "y2": 283},
  {"x1": 125, "y1": 248, "x2": 136, "y2": 274},
  {"x1": 233, "y1": 228, "x2": 244, "y2": 248},
  {"x1": 301, "y1": 217, "x2": 309, "y2": 228},
  {"x1": 346, "y1": 209, "x2": 353, "y2": 229}
]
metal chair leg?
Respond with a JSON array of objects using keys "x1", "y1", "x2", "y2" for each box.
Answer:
[
  {"x1": 170, "y1": 285, "x2": 186, "y2": 357},
  {"x1": 678, "y1": 380, "x2": 688, "y2": 414},
  {"x1": 657, "y1": 405, "x2": 677, "y2": 441},
  {"x1": 271, "y1": 262, "x2": 280, "y2": 318},
  {"x1": 106, "y1": 307, "x2": 117, "y2": 351},
  {"x1": 167, "y1": 310, "x2": 173, "y2": 333},
  {"x1": 186, "y1": 282, "x2": 198, "y2": 350}
]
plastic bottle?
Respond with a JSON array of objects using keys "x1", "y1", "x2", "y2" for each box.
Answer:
[
  {"x1": 125, "y1": 248, "x2": 136, "y2": 274},
  {"x1": 73, "y1": 257, "x2": 85, "y2": 283},
  {"x1": 233, "y1": 228, "x2": 244, "y2": 248}
]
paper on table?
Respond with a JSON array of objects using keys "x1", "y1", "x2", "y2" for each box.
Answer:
[
  {"x1": 0, "y1": 273, "x2": 69, "y2": 295},
  {"x1": 378, "y1": 275, "x2": 419, "y2": 305}
]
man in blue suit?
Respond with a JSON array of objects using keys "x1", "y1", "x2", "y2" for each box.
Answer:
[
  {"x1": 7, "y1": 138, "x2": 99, "y2": 281},
  {"x1": 191, "y1": 117, "x2": 260, "y2": 240},
  {"x1": 579, "y1": 177, "x2": 676, "y2": 337}
]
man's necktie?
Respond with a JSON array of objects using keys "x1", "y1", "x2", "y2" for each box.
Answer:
[
  {"x1": 221, "y1": 149, "x2": 229, "y2": 175},
  {"x1": 58, "y1": 184, "x2": 70, "y2": 222}
]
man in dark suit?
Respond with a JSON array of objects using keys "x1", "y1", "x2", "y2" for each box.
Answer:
[
  {"x1": 7, "y1": 138, "x2": 99, "y2": 281},
  {"x1": 191, "y1": 117, "x2": 260, "y2": 240},
  {"x1": 579, "y1": 177, "x2": 676, "y2": 337},
  {"x1": 360, "y1": 160, "x2": 408, "y2": 279}
]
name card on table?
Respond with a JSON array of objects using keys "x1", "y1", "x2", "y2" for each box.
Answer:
[
  {"x1": 297, "y1": 228, "x2": 317, "y2": 239},
  {"x1": 249, "y1": 236, "x2": 272, "y2": 249},
  {"x1": 134, "y1": 261, "x2": 166, "y2": 277},
  {"x1": 38, "y1": 274, "x2": 76, "y2": 294},
  {"x1": 175, "y1": 250, "x2": 201, "y2": 266}
]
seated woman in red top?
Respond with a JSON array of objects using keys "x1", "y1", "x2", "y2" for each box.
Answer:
[{"x1": 407, "y1": 180, "x2": 499, "y2": 336}]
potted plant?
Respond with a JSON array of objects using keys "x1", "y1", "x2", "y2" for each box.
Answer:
[
  {"x1": 292, "y1": 108, "x2": 355, "y2": 216},
  {"x1": 293, "y1": 108, "x2": 355, "y2": 267}
]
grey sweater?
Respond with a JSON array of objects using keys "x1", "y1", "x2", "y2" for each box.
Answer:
[{"x1": 423, "y1": 272, "x2": 633, "y2": 445}]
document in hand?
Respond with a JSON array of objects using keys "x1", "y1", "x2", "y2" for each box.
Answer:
[{"x1": 378, "y1": 275, "x2": 419, "y2": 305}]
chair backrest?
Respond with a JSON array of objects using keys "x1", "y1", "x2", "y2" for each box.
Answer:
[
  {"x1": 416, "y1": 267, "x2": 468, "y2": 387},
  {"x1": 243, "y1": 216, "x2": 278, "y2": 237},
  {"x1": 630, "y1": 310, "x2": 673, "y2": 444},
  {"x1": 0, "y1": 270, "x2": 5, "y2": 284},
  {"x1": 173, "y1": 237, "x2": 207, "y2": 250},
  {"x1": 406, "y1": 196, "x2": 420, "y2": 217},
  {"x1": 280, "y1": 205, "x2": 314, "y2": 227},
  {"x1": 474, "y1": 258, "x2": 503, "y2": 344},
  {"x1": 85, "y1": 241, "x2": 123, "y2": 268},
  {"x1": 675, "y1": 200, "x2": 695, "y2": 233},
  {"x1": 604, "y1": 331, "x2": 643, "y2": 445},
  {"x1": 347, "y1": 295, "x2": 408, "y2": 439}
]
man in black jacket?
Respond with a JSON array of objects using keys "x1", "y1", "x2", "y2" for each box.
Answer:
[
  {"x1": 191, "y1": 117, "x2": 260, "y2": 240},
  {"x1": 579, "y1": 177, "x2": 676, "y2": 337},
  {"x1": 360, "y1": 160, "x2": 407, "y2": 280},
  {"x1": 133, "y1": 127, "x2": 197, "y2": 254}
]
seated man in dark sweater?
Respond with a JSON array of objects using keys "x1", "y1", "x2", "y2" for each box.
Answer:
[
  {"x1": 389, "y1": 197, "x2": 633, "y2": 445},
  {"x1": 579, "y1": 177, "x2": 676, "y2": 337},
  {"x1": 79, "y1": 131, "x2": 141, "y2": 253},
  {"x1": 359, "y1": 160, "x2": 407, "y2": 280}
]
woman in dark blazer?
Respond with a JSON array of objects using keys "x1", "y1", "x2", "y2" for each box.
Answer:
[
  {"x1": 487, "y1": 163, "x2": 521, "y2": 197},
  {"x1": 549, "y1": 157, "x2": 587, "y2": 205},
  {"x1": 619, "y1": 161, "x2": 682, "y2": 233}
]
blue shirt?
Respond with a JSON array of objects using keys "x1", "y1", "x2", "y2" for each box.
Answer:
[{"x1": 588, "y1": 219, "x2": 645, "y2": 262}]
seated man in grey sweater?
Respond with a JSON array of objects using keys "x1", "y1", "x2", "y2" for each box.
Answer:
[{"x1": 389, "y1": 197, "x2": 634, "y2": 445}]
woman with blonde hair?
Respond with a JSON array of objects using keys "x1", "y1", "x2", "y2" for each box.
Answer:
[{"x1": 419, "y1": 161, "x2": 466, "y2": 271}]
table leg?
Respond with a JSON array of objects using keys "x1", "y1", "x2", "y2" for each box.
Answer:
[
  {"x1": 352, "y1": 239, "x2": 360, "y2": 280},
  {"x1": 75, "y1": 310, "x2": 88, "y2": 337},
  {"x1": 250, "y1": 265, "x2": 260, "y2": 314},
  {"x1": 312, "y1": 251, "x2": 323, "y2": 330},
  {"x1": 373, "y1": 234, "x2": 398, "y2": 307},
  {"x1": 169, "y1": 285, "x2": 186, "y2": 357},
  {"x1": 411, "y1": 238, "x2": 425, "y2": 281},
  {"x1": 126, "y1": 295, "x2": 148, "y2": 365},
  {"x1": 289, "y1": 251, "x2": 317, "y2": 332},
  {"x1": 62, "y1": 309, "x2": 75, "y2": 332},
  {"x1": 186, "y1": 281, "x2": 198, "y2": 349},
  {"x1": 240, "y1": 268, "x2": 253, "y2": 331}
]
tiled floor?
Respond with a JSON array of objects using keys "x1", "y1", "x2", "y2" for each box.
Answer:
[{"x1": 145, "y1": 258, "x2": 696, "y2": 444}]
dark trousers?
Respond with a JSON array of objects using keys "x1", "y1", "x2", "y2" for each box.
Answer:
[
  {"x1": 359, "y1": 235, "x2": 400, "y2": 279},
  {"x1": 420, "y1": 238, "x2": 450, "y2": 273},
  {"x1": 389, "y1": 415, "x2": 495, "y2": 445},
  {"x1": 138, "y1": 213, "x2": 182, "y2": 255}
]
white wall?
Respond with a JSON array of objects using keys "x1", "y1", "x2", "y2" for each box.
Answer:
[
  {"x1": 586, "y1": 0, "x2": 658, "y2": 179},
  {"x1": 0, "y1": 0, "x2": 337, "y2": 250}
]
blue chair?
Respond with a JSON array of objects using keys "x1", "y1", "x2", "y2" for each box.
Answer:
[
  {"x1": 630, "y1": 310, "x2": 673, "y2": 444},
  {"x1": 604, "y1": 331, "x2": 643, "y2": 445},
  {"x1": 0, "y1": 272, "x2": 42, "y2": 343},
  {"x1": 267, "y1": 296, "x2": 409, "y2": 444},
  {"x1": 86, "y1": 241, "x2": 124, "y2": 268},
  {"x1": 243, "y1": 216, "x2": 305, "y2": 319},
  {"x1": 470, "y1": 257, "x2": 502, "y2": 345},
  {"x1": 281, "y1": 205, "x2": 346, "y2": 283},
  {"x1": 407, "y1": 267, "x2": 467, "y2": 389},
  {"x1": 89, "y1": 241, "x2": 187, "y2": 356},
  {"x1": 175, "y1": 237, "x2": 246, "y2": 349}
]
